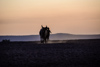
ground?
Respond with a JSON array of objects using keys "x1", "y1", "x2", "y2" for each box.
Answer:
[{"x1": 0, "y1": 39, "x2": 100, "y2": 67}]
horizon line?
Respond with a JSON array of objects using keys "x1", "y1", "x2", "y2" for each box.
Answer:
[{"x1": 0, "y1": 33, "x2": 100, "y2": 36}]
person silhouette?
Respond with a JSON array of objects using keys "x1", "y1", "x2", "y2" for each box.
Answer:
[{"x1": 46, "y1": 26, "x2": 51, "y2": 40}]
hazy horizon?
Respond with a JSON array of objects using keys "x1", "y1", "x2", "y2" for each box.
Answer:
[
  {"x1": 0, "y1": 33, "x2": 100, "y2": 36},
  {"x1": 0, "y1": 0, "x2": 100, "y2": 35}
]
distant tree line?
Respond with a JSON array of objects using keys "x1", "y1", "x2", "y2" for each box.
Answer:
[{"x1": 1, "y1": 39, "x2": 10, "y2": 43}]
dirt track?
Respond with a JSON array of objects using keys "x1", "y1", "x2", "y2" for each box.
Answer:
[{"x1": 0, "y1": 39, "x2": 100, "y2": 67}]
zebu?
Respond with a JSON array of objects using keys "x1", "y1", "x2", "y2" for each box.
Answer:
[{"x1": 39, "y1": 26, "x2": 51, "y2": 43}]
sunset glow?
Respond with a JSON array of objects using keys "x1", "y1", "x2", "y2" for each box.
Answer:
[{"x1": 0, "y1": 0, "x2": 100, "y2": 35}]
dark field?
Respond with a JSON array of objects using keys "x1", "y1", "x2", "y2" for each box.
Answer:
[{"x1": 0, "y1": 39, "x2": 100, "y2": 67}]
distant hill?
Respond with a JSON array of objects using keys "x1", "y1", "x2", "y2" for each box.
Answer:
[
  {"x1": 50, "y1": 33, "x2": 100, "y2": 40},
  {"x1": 0, "y1": 33, "x2": 100, "y2": 41}
]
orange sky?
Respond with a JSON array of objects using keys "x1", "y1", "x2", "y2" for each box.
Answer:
[{"x1": 0, "y1": 0, "x2": 100, "y2": 35}]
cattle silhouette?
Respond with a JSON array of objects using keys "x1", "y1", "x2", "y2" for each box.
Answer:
[{"x1": 39, "y1": 25, "x2": 51, "y2": 43}]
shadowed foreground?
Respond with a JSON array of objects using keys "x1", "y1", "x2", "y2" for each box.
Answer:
[{"x1": 0, "y1": 39, "x2": 100, "y2": 67}]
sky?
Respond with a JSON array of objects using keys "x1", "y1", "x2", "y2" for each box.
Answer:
[{"x1": 0, "y1": 0, "x2": 100, "y2": 35}]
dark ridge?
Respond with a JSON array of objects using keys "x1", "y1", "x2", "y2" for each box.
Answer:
[
  {"x1": 0, "y1": 33, "x2": 100, "y2": 42},
  {"x1": 53, "y1": 33, "x2": 73, "y2": 35}
]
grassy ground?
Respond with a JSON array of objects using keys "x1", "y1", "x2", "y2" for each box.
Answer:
[{"x1": 0, "y1": 39, "x2": 100, "y2": 67}]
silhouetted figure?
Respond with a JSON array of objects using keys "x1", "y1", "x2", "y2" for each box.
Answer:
[
  {"x1": 46, "y1": 26, "x2": 51, "y2": 40},
  {"x1": 39, "y1": 25, "x2": 51, "y2": 43}
]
